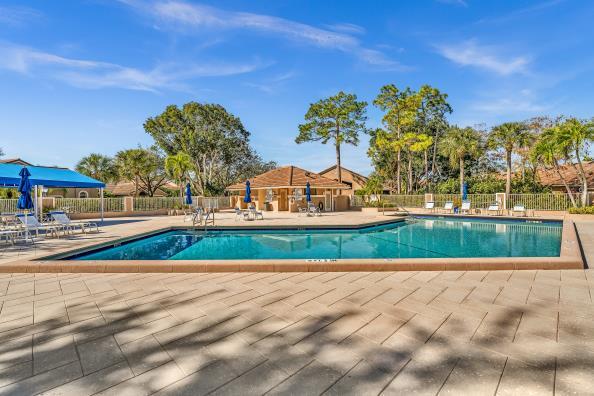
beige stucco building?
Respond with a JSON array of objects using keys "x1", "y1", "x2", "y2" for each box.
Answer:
[{"x1": 226, "y1": 166, "x2": 351, "y2": 212}]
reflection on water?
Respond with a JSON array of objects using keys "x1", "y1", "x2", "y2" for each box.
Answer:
[{"x1": 76, "y1": 218, "x2": 563, "y2": 261}]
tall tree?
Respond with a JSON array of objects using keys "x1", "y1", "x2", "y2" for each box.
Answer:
[
  {"x1": 296, "y1": 91, "x2": 368, "y2": 183},
  {"x1": 373, "y1": 85, "x2": 418, "y2": 193},
  {"x1": 410, "y1": 133, "x2": 434, "y2": 189},
  {"x1": 115, "y1": 148, "x2": 168, "y2": 197},
  {"x1": 555, "y1": 117, "x2": 594, "y2": 206},
  {"x1": 144, "y1": 102, "x2": 269, "y2": 196},
  {"x1": 531, "y1": 128, "x2": 577, "y2": 207},
  {"x1": 165, "y1": 152, "x2": 192, "y2": 205},
  {"x1": 439, "y1": 126, "x2": 482, "y2": 195},
  {"x1": 416, "y1": 85, "x2": 452, "y2": 187},
  {"x1": 75, "y1": 153, "x2": 116, "y2": 182},
  {"x1": 488, "y1": 122, "x2": 530, "y2": 196}
]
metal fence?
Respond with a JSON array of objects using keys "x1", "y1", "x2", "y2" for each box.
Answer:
[
  {"x1": 133, "y1": 197, "x2": 181, "y2": 211},
  {"x1": 507, "y1": 193, "x2": 582, "y2": 211},
  {"x1": 380, "y1": 194, "x2": 425, "y2": 208},
  {"x1": 55, "y1": 198, "x2": 125, "y2": 213},
  {"x1": 0, "y1": 199, "x2": 18, "y2": 213}
]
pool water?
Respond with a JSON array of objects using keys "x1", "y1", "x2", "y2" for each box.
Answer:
[{"x1": 73, "y1": 217, "x2": 562, "y2": 261}]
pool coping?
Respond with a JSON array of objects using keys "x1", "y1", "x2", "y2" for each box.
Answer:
[{"x1": 2, "y1": 215, "x2": 583, "y2": 273}]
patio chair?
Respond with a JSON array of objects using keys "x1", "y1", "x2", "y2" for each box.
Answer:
[
  {"x1": 511, "y1": 204, "x2": 527, "y2": 217},
  {"x1": 441, "y1": 201, "x2": 454, "y2": 214},
  {"x1": 460, "y1": 201, "x2": 472, "y2": 215},
  {"x1": 0, "y1": 229, "x2": 17, "y2": 245},
  {"x1": 249, "y1": 205, "x2": 264, "y2": 220},
  {"x1": 15, "y1": 214, "x2": 64, "y2": 238},
  {"x1": 297, "y1": 206, "x2": 309, "y2": 217},
  {"x1": 234, "y1": 207, "x2": 249, "y2": 221},
  {"x1": 486, "y1": 203, "x2": 501, "y2": 216},
  {"x1": 424, "y1": 201, "x2": 435, "y2": 213},
  {"x1": 307, "y1": 202, "x2": 321, "y2": 217},
  {"x1": 49, "y1": 211, "x2": 99, "y2": 233}
]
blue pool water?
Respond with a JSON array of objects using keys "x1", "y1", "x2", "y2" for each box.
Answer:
[{"x1": 72, "y1": 217, "x2": 562, "y2": 261}]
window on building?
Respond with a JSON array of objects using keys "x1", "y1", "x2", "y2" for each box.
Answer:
[{"x1": 79, "y1": 191, "x2": 89, "y2": 199}]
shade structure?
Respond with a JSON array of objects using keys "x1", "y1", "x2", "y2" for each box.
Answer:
[
  {"x1": 0, "y1": 163, "x2": 105, "y2": 188},
  {"x1": 462, "y1": 182, "x2": 468, "y2": 200},
  {"x1": 306, "y1": 181, "x2": 312, "y2": 202},
  {"x1": 16, "y1": 167, "x2": 34, "y2": 210},
  {"x1": 185, "y1": 183, "x2": 192, "y2": 205},
  {"x1": 243, "y1": 180, "x2": 252, "y2": 203}
]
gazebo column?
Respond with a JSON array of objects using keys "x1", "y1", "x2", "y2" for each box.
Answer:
[{"x1": 100, "y1": 187, "x2": 104, "y2": 222}]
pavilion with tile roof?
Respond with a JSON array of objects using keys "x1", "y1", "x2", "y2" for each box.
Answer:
[{"x1": 226, "y1": 165, "x2": 351, "y2": 212}]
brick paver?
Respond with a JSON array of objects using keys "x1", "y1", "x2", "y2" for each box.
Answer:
[{"x1": 0, "y1": 269, "x2": 590, "y2": 395}]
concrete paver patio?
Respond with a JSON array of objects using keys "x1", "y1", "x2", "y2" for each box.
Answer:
[
  {"x1": 0, "y1": 211, "x2": 592, "y2": 395},
  {"x1": 0, "y1": 269, "x2": 592, "y2": 395}
]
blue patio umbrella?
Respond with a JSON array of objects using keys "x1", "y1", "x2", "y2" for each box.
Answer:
[
  {"x1": 305, "y1": 181, "x2": 312, "y2": 202},
  {"x1": 17, "y1": 167, "x2": 34, "y2": 210},
  {"x1": 185, "y1": 183, "x2": 192, "y2": 205},
  {"x1": 462, "y1": 182, "x2": 468, "y2": 201},
  {"x1": 243, "y1": 180, "x2": 252, "y2": 203}
]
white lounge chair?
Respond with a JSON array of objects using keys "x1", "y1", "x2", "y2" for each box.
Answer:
[
  {"x1": 234, "y1": 207, "x2": 248, "y2": 221},
  {"x1": 460, "y1": 201, "x2": 472, "y2": 214},
  {"x1": 49, "y1": 211, "x2": 99, "y2": 233},
  {"x1": 486, "y1": 203, "x2": 501, "y2": 216},
  {"x1": 15, "y1": 214, "x2": 63, "y2": 238},
  {"x1": 307, "y1": 202, "x2": 321, "y2": 216},
  {"x1": 424, "y1": 202, "x2": 435, "y2": 213},
  {"x1": 441, "y1": 201, "x2": 454, "y2": 214},
  {"x1": 249, "y1": 206, "x2": 264, "y2": 220},
  {"x1": 511, "y1": 204, "x2": 527, "y2": 217}
]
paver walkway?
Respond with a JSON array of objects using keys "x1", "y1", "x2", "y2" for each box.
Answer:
[{"x1": 0, "y1": 269, "x2": 593, "y2": 395}]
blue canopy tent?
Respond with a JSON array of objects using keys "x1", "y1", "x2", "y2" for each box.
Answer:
[{"x1": 0, "y1": 163, "x2": 106, "y2": 221}]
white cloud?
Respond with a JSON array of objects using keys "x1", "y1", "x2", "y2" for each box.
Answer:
[
  {"x1": 122, "y1": 0, "x2": 406, "y2": 71},
  {"x1": 0, "y1": 42, "x2": 266, "y2": 92},
  {"x1": 436, "y1": 0, "x2": 468, "y2": 7},
  {"x1": 436, "y1": 39, "x2": 529, "y2": 75}
]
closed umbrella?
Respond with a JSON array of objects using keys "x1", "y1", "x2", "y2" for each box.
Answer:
[
  {"x1": 306, "y1": 181, "x2": 312, "y2": 202},
  {"x1": 185, "y1": 183, "x2": 192, "y2": 205},
  {"x1": 17, "y1": 167, "x2": 34, "y2": 211},
  {"x1": 462, "y1": 182, "x2": 468, "y2": 201},
  {"x1": 243, "y1": 180, "x2": 252, "y2": 203}
]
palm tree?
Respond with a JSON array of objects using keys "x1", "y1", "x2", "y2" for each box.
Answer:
[
  {"x1": 75, "y1": 153, "x2": 116, "y2": 182},
  {"x1": 439, "y1": 126, "x2": 482, "y2": 195},
  {"x1": 530, "y1": 128, "x2": 577, "y2": 207},
  {"x1": 555, "y1": 118, "x2": 594, "y2": 206},
  {"x1": 410, "y1": 133, "x2": 433, "y2": 189},
  {"x1": 114, "y1": 149, "x2": 147, "y2": 197},
  {"x1": 165, "y1": 152, "x2": 192, "y2": 205},
  {"x1": 488, "y1": 122, "x2": 530, "y2": 196}
]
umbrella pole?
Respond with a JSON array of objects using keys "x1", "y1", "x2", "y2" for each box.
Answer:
[
  {"x1": 34, "y1": 185, "x2": 38, "y2": 217},
  {"x1": 100, "y1": 187, "x2": 104, "y2": 223}
]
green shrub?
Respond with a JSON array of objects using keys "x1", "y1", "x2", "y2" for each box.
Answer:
[{"x1": 569, "y1": 206, "x2": 594, "y2": 214}]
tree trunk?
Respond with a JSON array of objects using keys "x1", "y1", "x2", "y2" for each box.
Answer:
[
  {"x1": 134, "y1": 176, "x2": 139, "y2": 197},
  {"x1": 459, "y1": 157, "x2": 465, "y2": 196},
  {"x1": 505, "y1": 150, "x2": 512, "y2": 196},
  {"x1": 424, "y1": 149, "x2": 429, "y2": 186},
  {"x1": 179, "y1": 181, "x2": 184, "y2": 207},
  {"x1": 336, "y1": 142, "x2": 342, "y2": 183},
  {"x1": 407, "y1": 154, "x2": 413, "y2": 194},
  {"x1": 553, "y1": 160, "x2": 577, "y2": 207},
  {"x1": 575, "y1": 148, "x2": 589, "y2": 206}
]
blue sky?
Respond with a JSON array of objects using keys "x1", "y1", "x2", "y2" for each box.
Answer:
[{"x1": 1, "y1": 0, "x2": 593, "y2": 175}]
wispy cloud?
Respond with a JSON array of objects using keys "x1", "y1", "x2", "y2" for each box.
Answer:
[
  {"x1": 244, "y1": 71, "x2": 297, "y2": 94},
  {"x1": 0, "y1": 42, "x2": 266, "y2": 92},
  {"x1": 436, "y1": 39, "x2": 529, "y2": 75},
  {"x1": 436, "y1": 0, "x2": 468, "y2": 7},
  {"x1": 0, "y1": 5, "x2": 42, "y2": 26},
  {"x1": 121, "y1": 0, "x2": 407, "y2": 71},
  {"x1": 476, "y1": 0, "x2": 565, "y2": 25}
]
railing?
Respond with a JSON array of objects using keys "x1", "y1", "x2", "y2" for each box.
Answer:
[
  {"x1": 507, "y1": 193, "x2": 581, "y2": 211},
  {"x1": 0, "y1": 199, "x2": 18, "y2": 213},
  {"x1": 55, "y1": 198, "x2": 124, "y2": 213},
  {"x1": 194, "y1": 196, "x2": 231, "y2": 209},
  {"x1": 133, "y1": 197, "x2": 180, "y2": 211},
  {"x1": 380, "y1": 194, "x2": 425, "y2": 208},
  {"x1": 433, "y1": 194, "x2": 461, "y2": 206}
]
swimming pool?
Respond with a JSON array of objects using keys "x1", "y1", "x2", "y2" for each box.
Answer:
[{"x1": 69, "y1": 217, "x2": 562, "y2": 261}]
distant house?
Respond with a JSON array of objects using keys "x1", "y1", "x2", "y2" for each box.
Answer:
[
  {"x1": 537, "y1": 161, "x2": 594, "y2": 192},
  {"x1": 226, "y1": 165, "x2": 350, "y2": 212},
  {"x1": 0, "y1": 158, "x2": 33, "y2": 166},
  {"x1": 318, "y1": 165, "x2": 368, "y2": 195}
]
